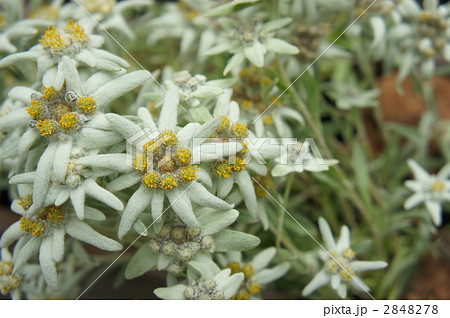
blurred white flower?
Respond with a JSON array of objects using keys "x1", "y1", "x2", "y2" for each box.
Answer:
[
  {"x1": 203, "y1": 10, "x2": 298, "y2": 74},
  {"x1": 302, "y1": 218, "x2": 387, "y2": 298},
  {"x1": 0, "y1": 19, "x2": 129, "y2": 81},
  {"x1": 271, "y1": 140, "x2": 338, "y2": 177},
  {"x1": 0, "y1": 197, "x2": 122, "y2": 291},
  {"x1": 390, "y1": 0, "x2": 450, "y2": 83},
  {"x1": 404, "y1": 159, "x2": 450, "y2": 226},
  {"x1": 217, "y1": 247, "x2": 290, "y2": 299},
  {"x1": 154, "y1": 268, "x2": 244, "y2": 300}
]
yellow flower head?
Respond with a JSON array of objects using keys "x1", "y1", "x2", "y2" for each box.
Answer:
[
  {"x1": 40, "y1": 20, "x2": 88, "y2": 54},
  {"x1": 178, "y1": 165, "x2": 198, "y2": 183},
  {"x1": 214, "y1": 161, "x2": 232, "y2": 178},
  {"x1": 175, "y1": 147, "x2": 192, "y2": 166},
  {"x1": 65, "y1": 20, "x2": 88, "y2": 43},
  {"x1": 158, "y1": 130, "x2": 178, "y2": 147},
  {"x1": 38, "y1": 205, "x2": 65, "y2": 226},
  {"x1": 431, "y1": 180, "x2": 445, "y2": 192},
  {"x1": 270, "y1": 96, "x2": 282, "y2": 107},
  {"x1": 231, "y1": 156, "x2": 247, "y2": 172},
  {"x1": 20, "y1": 217, "x2": 46, "y2": 237},
  {"x1": 0, "y1": 274, "x2": 19, "y2": 296},
  {"x1": 37, "y1": 119, "x2": 58, "y2": 137},
  {"x1": 343, "y1": 248, "x2": 356, "y2": 260},
  {"x1": 340, "y1": 268, "x2": 354, "y2": 282},
  {"x1": 142, "y1": 171, "x2": 160, "y2": 189},
  {"x1": 0, "y1": 261, "x2": 13, "y2": 276},
  {"x1": 241, "y1": 99, "x2": 252, "y2": 111},
  {"x1": 263, "y1": 115, "x2": 273, "y2": 125},
  {"x1": 227, "y1": 261, "x2": 241, "y2": 274},
  {"x1": 247, "y1": 281, "x2": 262, "y2": 294},
  {"x1": 144, "y1": 140, "x2": 162, "y2": 158},
  {"x1": 26, "y1": 100, "x2": 45, "y2": 120},
  {"x1": 133, "y1": 154, "x2": 147, "y2": 174},
  {"x1": 161, "y1": 173, "x2": 178, "y2": 190},
  {"x1": 59, "y1": 112, "x2": 79, "y2": 132},
  {"x1": 39, "y1": 26, "x2": 64, "y2": 52},
  {"x1": 42, "y1": 86, "x2": 58, "y2": 100},
  {"x1": 77, "y1": 96, "x2": 97, "y2": 114},
  {"x1": 230, "y1": 122, "x2": 249, "y2": 138},
  {"x1": 216, "y1": 115, "x2": 231, "y2": 133},
  {"x1": 242, "y1": 264, "x2": 255, "y2": 279},
  {"x1": 232, "y1": 289, "x2": 250, "y2": 300},
  {"x1": 17, "y1": 195, "x2": 33, "y2": 211}
]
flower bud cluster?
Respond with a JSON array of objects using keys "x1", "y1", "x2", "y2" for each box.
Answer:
[
  {"x1": 26, "y1": 86, "x2": 96, "y2": 139},
  {"x1": 182, "y1": 278, "x2": 225, "y2": 300},
  {"x1": 148, "y1": 219, "x2": 214, "y2": 274}
]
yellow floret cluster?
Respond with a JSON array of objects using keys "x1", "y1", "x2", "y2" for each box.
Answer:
[
  {"x1": 228, "y1": 262, "x2": 262, "y2": 300},
  {"x1": 20, "y1": 217, "x2": 47, "y2": 237},
  {"x1": 19, "y1": 205, "x2": 66, "y2": 237},
  {"x1": 17, "y1": 195, "x2": 33, "y2": 211},
  {"x1": 26, "y1": 100, "x2": 45, "y2": 120},
  {"x1": 0, "y1": 261, "x2": 19, "y2": 296},
  {"x1": 40, "y1": 20, "x2": 88, "y2": 54},
  {"x1": 77, "y1": 96, "x2": 97, "y2": 114},
  {"x1": 214, "y1": 156, "x2": 247, "y2": 178},
  {"x1": 37, "y1": 119, "x2": 58, "y2": 137},
  {"x1": 27, "y1": 85, "x2": 97, "y2": 137},
  {"x1": 134, "y1": 130, "x2": 198, "y2": 190},
  {"x1": 59, "y1": 112, "x2": 79, "y2": 131},
  {"x1": 38, "y1": 205, "x2": 65, "y2": 226},
  {"x1": 230, "y1": 122, "x2": 249, "y2": 138}
]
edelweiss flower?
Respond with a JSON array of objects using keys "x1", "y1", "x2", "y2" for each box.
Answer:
[
  {"x1": 165, "y1": 70, "x2": 225, "y2": 108},
  {"x1": 0, "y1": 249, "x2": 20, "y2": 299},
  {"x1": 0, "y1": 68, "x2": 149, "y2": 154},
  {"x1": 0, "y1": 198, "x2": 122, "y2": 290},
  {"x1": 0, "y1": 19, "x2": 129, "y2": 82},
  {"x1": 404, "y1": 159, "x2": 450, "y2": 226},
  {"x1": 9, "y1": 146, "x2": 125, "y2": 220},
  {"x1": 154, "y1": 268, "x2": 244, "y2": 300},
  {"x1": 217, "y1": 247, "x2": 290, "y2": 300},
  {"x1": 0, "y1": 16, "x2": 51, "y2": 54},
  {"x1": 80, "y1": 88, "x2": 239, "y2": 238},
  {"x1": 203, "y1": 10, "x2": 299, "y2": 74},
  {"x1": 0, "y1": 70, "x2": 150, "y2": 215},
  {"x1": 232, "y1": 68, "x2": 304, "y2": 137},
  {"x1": 211, "y1": 91, "x2": 280, "y2": 219},
  {"x1": 271, "y1": 140, "x2": 338, "y2": 177},
  {"x1": 125, "y1": 208, "x2": 260, "y2": 277},
  {"x1": 390, "y1": 0, "x2": 450, "y2": 83},
  {"x1": 146, "y1": 0, "x2": 217, "y2": 58},
  {"x1": 302, "y1": 218, "x2": 387, "y2": 298},
  {"x1": 60, "y1": 0, "x2": 152, "y2": 40},
  {"x1": 327, "y1": 77, "x2": 380, "y2": 110},
  {"x1": 131, "y1": 68, "x2": 233, "y2": 122}
]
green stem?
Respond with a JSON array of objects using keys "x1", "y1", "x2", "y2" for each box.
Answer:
[
  {"x1": 276, "y1": 173, "x2": 294, "y2": 249},
  {"x1": 422, "y1": 78, "x2": 437, "y2": 112},
  {"x1": 276, "y1": 58, "x2": 382, "y2": 252},
  {"x1": 269, "y1": 223, "x2": 314, "y2": 272}
]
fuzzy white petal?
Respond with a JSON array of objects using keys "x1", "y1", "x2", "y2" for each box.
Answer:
[
  {"x1": 118, "y1": 185, "x2": 152, "y2": 239},
  {"x1": 65, "y1": 219, "x2": 122, "y2": 251}
]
